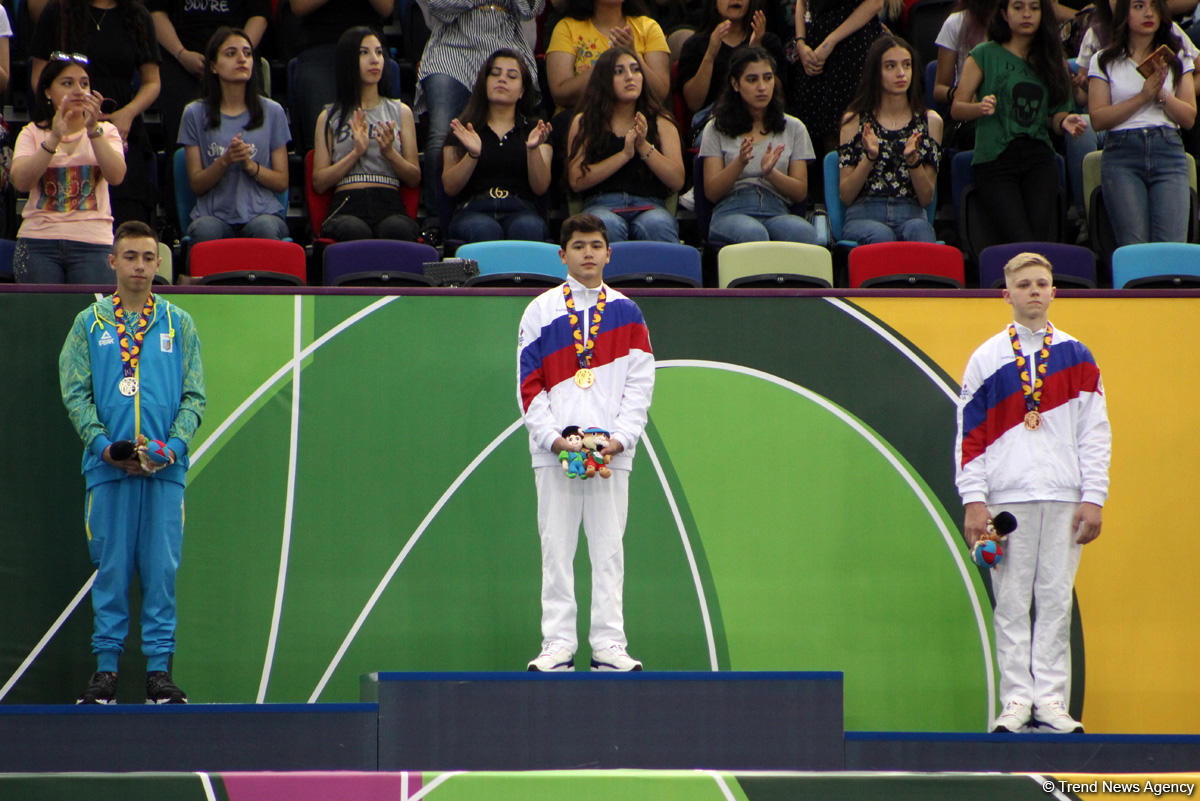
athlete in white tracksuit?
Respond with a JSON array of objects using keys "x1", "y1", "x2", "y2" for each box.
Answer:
[
  {"x1": 517, "y1": 214, "x2": 654, "y2": 671},
  {"x1": 955, "y1": 252, "x2": 1111, "y2": 733}
]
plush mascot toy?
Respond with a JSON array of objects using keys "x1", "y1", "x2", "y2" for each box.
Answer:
[
  {"x1": 581, "y1": 427, "x2": 613, "y2": 479},
  {"x1": 558, "y1": 426, "x2": 587, "y2": 479}
]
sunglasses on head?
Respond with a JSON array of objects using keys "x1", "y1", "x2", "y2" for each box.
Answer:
[{"x1": 51, "y1": 51, "x2": 89, "y2": 65}]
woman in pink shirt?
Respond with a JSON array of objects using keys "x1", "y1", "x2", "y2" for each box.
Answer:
[{"x1": 11, "y1": 54, "x2": 125, "y2": 283}]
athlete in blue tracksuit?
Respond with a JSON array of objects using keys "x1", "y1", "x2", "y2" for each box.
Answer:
[{"x1": 59, "y1": 221, "x2": 205, "y2": 704}]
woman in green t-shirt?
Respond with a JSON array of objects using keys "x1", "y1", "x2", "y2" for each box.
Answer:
[{"x1": 950, "y1": 0, "x2": 1086, "y2": 243}]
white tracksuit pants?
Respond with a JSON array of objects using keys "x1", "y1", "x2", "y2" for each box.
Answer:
[
  {"x1": 990, "y1": 500, "x2": 1083, "y2": 706},
  {"x1": 535, "y1": 465, "x2": 630, "y2": 652}
]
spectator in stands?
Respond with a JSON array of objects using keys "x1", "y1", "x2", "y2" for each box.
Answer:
[
  {"x1": 416, "y1": 0, "x2": 542, "y2": 244},
  {"x1": 0, "y1": 5, "x2": 12, "y2": 94},
  {"x1": 442, "y1": 48, "x2": 553, "y2": 243},
  {"x1": 933, "y1": 0, "x2": 997, "y2": 148},
  {"x1": 11, "y1": 56, "x2": 126, "y2": 283},
  {"x1": 1088, "y1": 0, "x2": 1196, "y2": 246},
  {"x1": 547, "y1": 0, "x2": 671, "y2": 110},
  {"x1": 700, "y1": 46, "x2": 820, "y2": 244},
  {"x1": 838, "y1": 35, "x2": 942, "y2": 243},
  {"x1": 149, "y1": 0, "x2": 269, "y2": 169},
  {"x1": 787, "y1": 0, "x2": 890, "y2": 150},
  {"x1": 676, "y1": 0, "x2": 785, "y2": 145},
  {"x1": 950, "y1": 0, "x2": 1086, "y2": 244},
  {"x1": 286, "y1": 0, "x2": 394, "y2": 153},
  {"x1": 312, "y1": 26, "x2": 420, "y2": 242},
  {"x1": 567, "y1": 47, "x2": 685, "y2": 242},
  {"x1": 31, "y1": 0, "x2": 161, "y2": 226},
  {"x1": 178, "y1": 27, "x2": 290, "y2": 242}
]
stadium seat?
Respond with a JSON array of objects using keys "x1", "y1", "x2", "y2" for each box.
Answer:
[
  {"x1": 822, "y1": 150, "x2": 937, "y2": 248},
  {"x1": 459, "y1": 240, "x2": 567, "y2": 287},
  {"x1": 717, "y1": 241, "x2": 833, "y2": 288},
  {"x1": 188, "y1": 238, "x2": 307, "y2": 285},
  {"x1": 605, "y1": 241, "x2": 702, "y2": 288},
  {"x1": 1111, "y1": 242, "x2": 1200, "y2": 289},
  {"x1": 0, "y1": 239, "x2": 14, "y2": 282},
  {"x1": 978, "y1": 242, "x2": 1096, "y2": 289},
  {"x1": 848, "y1": 241, "x2": 964, "y2": 288},
  {"x1": 155, "y1": 242, "x2": 174, "y2": 285},
  {"x1": 323, "y1": 240, "x2": 436, "y2": 286}
]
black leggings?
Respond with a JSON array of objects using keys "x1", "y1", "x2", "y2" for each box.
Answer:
[
  {"x1": 972, "y1": 138, "x2": 1060, "y2": 244},
  {"x1": 322, "y1": 187, "x2": 420, "y2": 241}
]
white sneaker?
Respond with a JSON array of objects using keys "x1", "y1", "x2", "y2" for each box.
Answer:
[
  {"x1": 527, "y1": 644, "x2": 574, "y2": 672},
  {"x1": 589, "y1": 644, "x2": 643, "y2": 672},
  {"x1": 678, "y1": 187, "x2": 695, "y2": 211},
  {"x1": 992, "y1": 698, "x2": 1033, "y2": 732},
  {"x1": 1034, "y1": 698, "x2": 1084, "y2": 733}
]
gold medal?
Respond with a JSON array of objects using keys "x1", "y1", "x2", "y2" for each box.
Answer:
[
  {"x1": 119, "y1": 376, "x2": 138, "y2": 397},
  {"x1": 574, "y1": 368, "x2": 595, "y2": 389},
  {"x1": 1024, "y1": 410, "x2": 1042, "y2": 430}
]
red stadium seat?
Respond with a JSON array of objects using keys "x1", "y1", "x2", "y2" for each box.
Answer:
[
  {"x1": 848, "y1": 242, "x2": 964, "y2": 288},
  {"x1": 188, "y1": 238, "x2": 308, "y2": 286}
]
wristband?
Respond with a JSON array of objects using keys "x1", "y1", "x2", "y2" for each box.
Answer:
[
  {"x1": 640, "y1": 144, "x2": 655, "y2": 159},
  {"x1": 947, "y1": 85, "x2": 956, "y2": 104},
  {"x1": 467, "y1": 151, "x2": 479, "y2": 159},
  {"x1": 87, "y1": 126, "x2": 103, "y2": 139},
  {"x1": 254, "y1": 161, "x2": 262, "y2": 177},
  {"x1": 793, "y1": 35, "x2": 805, "y2": 42},
  {"x1": 40, "y1": 141, "x2": 57, "y2": 154}
]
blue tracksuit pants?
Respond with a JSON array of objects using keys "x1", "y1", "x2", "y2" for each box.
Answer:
[{"x1": 85, "y1": 476, "x2": 185, "y2": 672}]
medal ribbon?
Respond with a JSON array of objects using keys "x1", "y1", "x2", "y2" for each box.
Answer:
[
  {"x1": 113, "y1": 291, "x2": 155, "y2": 380},
  {"x1": 1008, "y1": 321, "x2": 1053, "y2": 413},
  {"x1": 563, "y1": 282, "x2": 606, "y2": 370}
]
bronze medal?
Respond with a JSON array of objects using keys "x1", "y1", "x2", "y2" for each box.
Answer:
[
  {"x1": 1024, "y1": 410, "x2": 1042, "y2": 430},
  {"x1": 118, "y1": 376, "x2": 139, "y2": 397},
  {"x1": 574, "y1": 368, "x2": 595, "y2": 389}
]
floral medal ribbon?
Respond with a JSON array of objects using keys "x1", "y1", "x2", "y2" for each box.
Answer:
[
  {"x1": 113, "y1": 291, "x2": 155, "y2": 396},
  {"x1": 1008, "y1": 321, "x2": 1052, "y2": 430},
  {"x1": 563, "y1": 282, "x2": 605, "y2": 388}
]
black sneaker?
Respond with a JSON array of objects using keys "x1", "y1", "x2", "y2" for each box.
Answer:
[
  {"x1": 145, "y1": 671, "x2": 188, "y2": 704},
  {"x1": 77, "y1": 671, "x2": 118, "y2": 705}
]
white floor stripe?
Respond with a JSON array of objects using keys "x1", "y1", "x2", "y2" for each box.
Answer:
[
  {"x1": 197, "y1": 772, "x2": 217, "y2": 801},
  {"x1": 190, "y1": 295, "x2": 398, "y2": 465},
  {"x1": 705, "y1": 771, "x2": 739, "y2": 801},
  {"x1": 309, "y1": 419, "x2": 526, "y2": 702},
  {"x1": 404, "y1": 771, "x2": 464, "y2": 801},
  {"x1": 0, "y1": 570, "x2": 96, "y2": 702},
  {"x1": 257, "y1": 295, "x2": 304, "y2": 703},
  {"x1": 656, "y1": 359, "x2": 996, "y2": 725},
  {"x1": 641, "y1": 434, "x2": 718, "y2": 671},
  {"x1": 823, "y1": 297, "x2": 960, "y2": 404},
  {"x1": 1029, "y1": 773, "x2": 1074, "y2": 800}
]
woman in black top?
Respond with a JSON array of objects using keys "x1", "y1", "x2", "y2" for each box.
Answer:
[
  {"x1": 442, "y1": 49, "x2": 552, "y2": 243},
  {"x1": 566, "y1": 46, "x2": 684, "y2": 242},
  {"x1": 32, "y1": 0, "x2": 160, "y2": 225}
]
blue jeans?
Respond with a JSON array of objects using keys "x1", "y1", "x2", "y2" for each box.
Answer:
[
  {"x1": 188, "y1": 214, "x2": 289, "y2": 242},
  {"x1": 14, "y1": 238, "x2": 112, "y2": 284},
  {"x1": 583, "y1": 192, "x2": 678, "y2": 242},
  {"x1": 843, "y1": 196, "x2": 936, "y2": 244},
  {"x1": 708, "y1": 185, "x2": 820, "y2": 245},
  {"x1": 449, "y1": 194, "x2": 548, "y2": 243},
  {"x1": 421, "y1": 74, "x2": 473, "y2": 221},
  {"x1": 1101, "y1": 127, "x2": 1190, "y2": 247}
]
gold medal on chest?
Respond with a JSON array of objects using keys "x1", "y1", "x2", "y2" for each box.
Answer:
[{"x1": 574, "y1": 368, "x2": 595, "y2": 389}]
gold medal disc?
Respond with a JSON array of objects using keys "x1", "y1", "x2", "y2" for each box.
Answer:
[
  {"x1": 119, "y1": 377, "x2": 139, "y2": 397},
  {"x1": 574, "y1": 368, "x2": 595, "y2": 389},
  {"x1": 1023, "y1": 410, "x2": 1042, "y2": 430}
]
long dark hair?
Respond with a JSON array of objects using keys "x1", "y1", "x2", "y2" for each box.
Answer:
[
  {"x1": 1088, "y1": 0, "x2": 1116, "y2": 51},
  {"x1": 198, "y1": 27, "x2": 264, "y2": 130},
  {"x1": 844, "y1": 35, "x2": 927, "y2": 120},
  {"x1": 56, "y1": 0, "x2": 155, "y2": 65},
  {"x1": 565, "y1": 0, "x2": 648, "y2": 19},
  {"x1": 1098, "y1": 0, "x2": 1182, "y2": 80},
  {"x1": 326, "y1": 26, "x2": 396, "y2": 149},
  {"x1": 695, "y1": 0, "x2": 764, "y2": 38},
  {"x1": 711, "y1": 45, "x2": 786, "y2": 136},
  {"x1": 987, "y1": 0, "x2": 1070, "y2": 107},
  {"x1": 32, "y1": 57, "x2": 91, "y2": 128},
  {"x1": 454, "y1": 48, "x2": 539, "y2": 136},
  {"x1": 950, "y1": 0, "x2": 998, "y2": 55},
  {"x1": 568, "y1": 47, "x2": 672, "y2": 177}
]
